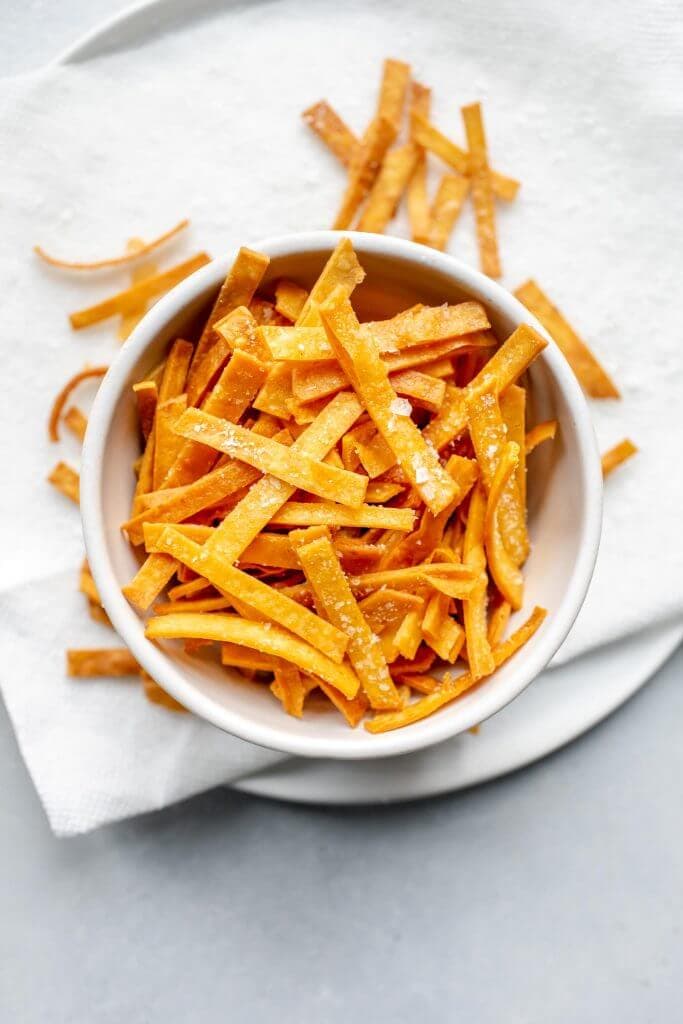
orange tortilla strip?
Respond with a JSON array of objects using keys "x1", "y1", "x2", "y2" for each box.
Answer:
[
  {"x1": 48, "y1": 461, "x2": 80, "y2": 504},
  {"x1": 48, "y1": 365, "x2": 107, "y2": 441},
  {"x1": 332, "y1": 116, "x2": 396, "y2": 230},
  {"x1": 387, "y1": 369, "x2": 446, "y2": 413},
  {"x1": 271, "y1": 663, "x2": 306, "y2": 719},
  {"x1": 69, "y1": 253, "x2": 210, "y2": 329},
  {"x1": 302, "y1": 101, "x2": 360, "y2": 168},
  {"x1": 500, "y1": 385, "x2": 527, "y2": 506},
  {"x1": 141, "y1": 672, "x2": 188, "y2": 712},
  {"x1": 118, "y1": 238, "x2": 158, "y2": 340},
  {"x1": 427, "y1": 174, "x2": 470, "y2": 251},
  {"x1": 269, "y1": 501, "x2": 415, "y2": 531},
  {"x1": 63, "y1": 405, "x2": 88, "y2": 442},
  {"x1": 357, "y1": 143, "x2": 419, "y2": 233},
  {"x1": 152, "y1": 395, "x2": 187, "y2": 490},
  {"x1": 274, "y1": 279, "x2": 309, "y2": 322},
  {"x1": 484, "y1": 442, "x2": 524, "y2": 609},
  {"x1": 146, "y1": 613, "x2": 360, "y2": 698},
  {"x1": 412, "y1": 112, "x2": 519, "y2": 201},
  {"x1": 158, "y1": 338, "x2": 193, "y2": 403},
  {"x1": 358, "y1": 590, "x2": 424, "y2": 634},
  {"x1": 133, "y1": 380, "x2": 158, "y2": 441},
  {"x1": 514, "y1": 279, "x2": 620, "y2": 398},
  {"x1": 67, "y1": 649, "x2": 140, "y2": 677},
  {"x1": 296, "y1": 238, "x2": 366, "y2": 328},
  {"x1": 122, "y1": 552, "x2": 178, "y2": 612},
  {"x1": 35, "y1": 219, "x2": 189, "y2": 270},
  {"x1": 407, "y1": 81, "x2": 432, "y2": 243},
  {"x1": 462, "y1": 102, "x2": 500, "y2": 278},
  {"x1": 487, "y1": 600, "x2": 511, "y2": 647},
  {"x1": 377, "y1": 58, "x2": 411, "y2": 133},
  {"x1": 461, "y1": 483, "x2": 495, "y2": 680},
  {"x1": 214, "y1": 306, "x2": 272, "y2": 362},
  {"x1": 601, "y1": 439, "x2": 638, "y2": 477},
  {"x1": 525, "y1": 420, "x2": 557, "y2": 454}
]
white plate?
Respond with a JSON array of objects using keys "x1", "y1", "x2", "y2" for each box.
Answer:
[{"x1": 59, "y1": 0, "x2": 683, "y2": 804}]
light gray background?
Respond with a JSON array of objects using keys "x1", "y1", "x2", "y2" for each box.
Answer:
[{"x1": 2, "y1": 4, "x2": 682, "y2": 1022}]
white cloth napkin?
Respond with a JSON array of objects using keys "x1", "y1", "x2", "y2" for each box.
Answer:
[{"x1": 1, "y1": 0, "x2": 681, "y2": 834}]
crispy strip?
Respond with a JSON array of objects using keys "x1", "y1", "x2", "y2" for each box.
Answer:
[
  {"x1": 67, "y1": 649, "x2": 139, "y2": 677},
  {"x1": 118, "y1": 238, "x2": 158, "y2": 340},
  {"x1": 175, "y1": 409, "x2": 368, "y2": 507},
  {"x1": 500, "y1": 384, "x2": 527, "y2": 506},
  {"x1": 487, "y1": 600, "x2": 511, "y2": 647},
  {"x1": 462, "y1": 102, "x2": 500, "y2": 278},
  {"x1": 316, "y1": 680, "x2": 369, "y2": 727},
  {"x1": 358, "y1": 590, "x2": 423, "y2": 634},
  {"x1": 296, "y1": 535, "x2": 400, "y2": 709},
  {"x1": 485, "y1": 442, "x2": 523, "y2": 609},
  {"x1": 215, "y1": 306, "x2": 272, "y2": 362},
  {"x1": 154, "y1": 527, "x2": 348, "y2": 661},
  {"x1": 36, "y1": 219, "x2": 189, "y2": 270},
  {"x1": 319, "y1": 292, "x2": 458, "y2": 514},
  {"x1": 79, "y1": 560, "x2": 101, "y2": 605},
  {"x1": 133, "y1": 380, "x2": 158, "y2": 441},
  {"x1": 146, "y1": 613, "x2": 359, "y2": 697},
  {"x1": 332, "y1": 116, "x2": 396, "y2": 230},
  {"x1": 48, "y1": 366, "x2": 107, "y2": 441},
  {"x1": 122, "y1": 553, "x2": 178, "y2": 612},
  {"x1": 48, "y1": 461, "x2": 79, "y2": 504},
  {"x1": 296, "y1": 238, "x2": 366, "y2": 328},
  {"x1": 274, "y1": 279, "x2": 309, "y2": 322},
  {"x1": 365, "y1": 608, "x2": 547, "y2": 732},
  {"x1": 378, "y1": 58, "x2": 411, "y2": 132},
  {"x1": 357, "y1": 143, "x2": 419, "y2": 233},
  {"x1": 427, "y1": 174, "x2": 470, "y2": 251},
  {"x1": 302, "y1": 101, "x2": 360, "y2": 167},
  {"x1": 271, "y1": 663, "x2": 306, "y2": 718},
  {"x1": 602, "y1": 439, "x2": 638, "y2": 478},
  {"x1": 365, "y1": 481, "x2": 405, "y2": 502},
  {"x1": 253, "y1": 363, "x2": 294, "y2": 419},
  {"x1": 407, "y1": 81, "x2": 432, "y2": 243},
  {"x1": 394, "y1": 606, "x2": 424, "y2": 660},
  {"x1": 155, "y1": 596, "x2": 232, "y2": 615},
  {"x1": 269, "y1": 501, "x2": 414, "y2": 531},
  {"x1": 514, "y1": 280, "x2": 619, "y2": 398},
  {"x1": 63, "y1": 405, "x2": 88, "y2": 442},
  {"x1": 389, "y1": 369, "x2": 446, "y2": 413},
  {"x1": 69, "y1": 253, "x2": 210, "y2": 329},
  {"x1": 152, "y1": 395, "x2": 187, "y2": 490},
  {"x1": 158, "y1": 338, "x2": 193, "y2": 403},
  {"x1": 525, "y1": 420, "x2": 557, "y2": 454},
  {"x1": 461, "y1": 483, "x2": 495, "y2": 680},
  {"x1": 221, "y1": 643, "x2": 281, "y2": 672},
  {"x1": 141, "y1": 672, "x2": 188, "y2": 712},
  {"x1": 412, "y1": 112, "x2": 519, "y2": 201}
]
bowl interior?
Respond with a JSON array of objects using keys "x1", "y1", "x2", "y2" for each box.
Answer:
[{"x1": 91, "y1": 238, "x2": 596, "y2": 759}]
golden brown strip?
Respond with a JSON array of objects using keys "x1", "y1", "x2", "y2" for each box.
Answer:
[
  {"x1": 122, "y1": 553, "x2": 178, "y2": 612},
  {"x1": 461, "y1": 483, "x2": 495, "y2": 680},
  {"x1": 601, "y1": 439, "x2": 638, "y2": 477},
  {"x1": 269, "y1": 501, "x2": 415, "y2": 531},
  {"x1": 133, "y1": 380, "x2": 158, "y2": 441},
  {"x1": 67, "y1": 649, "x2": 140, "y2": 677},
  {"x1": 274, "y1": 279, "x2": 309, "y2": 322},
  {"x1": 141, "y1": 671, "x2": 188, "y2": 712},
  {"x1": 63, "y1": 406, "x2": 88, "y2": 442},
  {"x1": 332, "y1": 116, "x2": 396, "y2": 230},
  {"x1": 152, "y1": 395, "x2": 187, "y2": 490},
  {"x1": 525, "y1": 420, "x2": 557, "y2": 454},
  {"x1": 35, "y1": 219, "x2": 189, "y2": 270},
  {"x1": 462, "y1": 102, "x2": 500, "y2": 278},
  {"x1": 357, "y1": 144, "x2": 419, "y2": 233},
  {"x1": 118, "y1": 238, "x2": 158, "y2": 340},
  {"x1": 48, "y1": 461, "x2": 80, "y2": 504},
  {"x1": 302, "y1": 100, "x2": 360, "y2": 167},
  {"x1": 377, "y1": 58, "x2": 411, "y2": 132},
  {"x1": 412, "y1": 112, "x2": 519, "y2": 201},
  {"x1": 484, "y1": 442, "x2": 523, "y2": 609},
  {"x1": 48, "y1": 366, "x2": 107, "y2": 441},
  {"x1": 427, "y1": 174, "x2": 470, "y2": 251},
  {"x1": 407, "y1": 81, "x2": 432, "y2": 243}
]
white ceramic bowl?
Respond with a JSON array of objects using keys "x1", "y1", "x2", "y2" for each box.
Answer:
[{"x1": 81, "y1": 231, "x2": 602, "y2": 760}]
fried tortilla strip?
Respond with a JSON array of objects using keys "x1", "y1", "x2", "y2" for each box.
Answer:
[
  {"x1": 424, "y1": 324, "x2": 547, "y2": 450},
  {"x1": 461, "y1": 483, "x2": 495, "y2": 680},
  {"x1": 601, "y1": 439, "x2": 638, "y2": 478},
  {"x1": 500, "y1": 384, "x2": 527, "y2": 506},
  {"x1": 487, "y1": 600, "x2": 511, "y2": 647},
  {"x1": 274, "y1": 279, "x2": 309, "y2": 322},
  {"x1": 146, "y1": 613, "x2": 360, "y2": 697},
  {"x1": 357, "y1": 143, "x2": 419, "y2": 233},
  {"x1": 525, "y1": 420, "x2": 557, "y2": 454},
  {"x1": 412, "y1": 112, "x2": 519, "y2": 201},
  {"x1": 221, "y1": 643, "x2": 281, "y2": 671},
  {"x1": 378, "y1": 58, "x2": 411, "y2": 132},
  {"x1": 314, "y1": 680, "x2": 369, "y2": 727},
  {"x1": 358, "y1": 589, "x2": 423, "y2": 634},
  {"x1": 514, "y1": 280, "x2": 619, "y2": 398},
  {"x1": 175, "y1": 409, "x2": 368, "y2": 507},
  {"x1": 269, "y1": 501, "x2": 415, "y2": 531},
  {"x1": 67, "y1": 648, "x2": 140, "y2": 677},
  {"x1": 366, "y1": 608, "x2": 547, "y2": 732},
  {"x1": 140, "y1": 671, "x2": 188, "y2": 712},
  {"x1": 200, "y1": 392, "x2": 363, "y2": 565},
  {"x1": 407, "y1": 81, "x2": 432, "y2": 244},
  {"x1": 36, "y1": 219, "x2": 189, "y2": 270},
  {"x1": 158, "y1": 338, "x2": 193, "y2": 402},
  {"x1": 48, "y1": 365, "x2": 107, "y2": 441},
  {"x1": 79, "y1": 560, "x2": 101, "y2": 605},
  {"x1": 48, "y1": 461, "x2": 79, "y2": 504},
  {"x1": 152, "y1": 395, "x2": 187, "y2": 490},
  {"x1": 422, "y1": 591, "x2": 465, "y2": 662},
  {"x1": 69, "y1": 253, "x2": 210, "y2": 329},
  {"x1": 485, "y1": 442, "x2": 523, "y2": 609},
  {"x1": 387, "y1": 369, "x2": 446, "y2": 413},
  {"x1": 319, "y1": 292, "x2": 458, "y2": 514},
  {"x1": 263, "y1": 301, "x2": 489, "y2": 361},
  {"x1": 270, "y1": 663, "x2": 306, "y2": 719},
  {"x1": 118, "y1": 238, "x2": 158, "y2": 341},
  {"x1": 462, "y1": 102, "x2": 500, "y2": 278},
  {"x1": 133, "y1": 380, "x2": 158, "y2": 441},
  {"x1": 187, "y1": 247, "x2": 269, "y2": 392},
  {"x1": 332, "y1": 116, "x2": 396, "y2": 230},
  {"x1": 153, "y1": 527, "x2": 348, "y2": 661},
  {"x1": 365, "y1": 481, "x2": 405, "y2": 502},
  {"x1": 63, "y1": 405, "x2": 88, "y2": 442},
  {"x1": 253, "y1": 363, "x2": 294, "y2": 419},
  {"x1": 122, "y1": 552, "x2": 178, "y2": 612},
  {"x1": 296, "y1": 238, "x2": 366, "y2": 328},
  {"x1": 214, "y1": 306, "x2": 272, "y2": 362},
  {"x1": 302, "y1": 100, "x2": 360, "y2": 167},
  {"x1": 154, "y1": 596, "x2": 233, "y2": 615},
  {"x1": 162, "y1": 350, "x2": 268, "y2": 488},
  {"x1": 394, "y1": 604, "x2": 424, "y2": 660},
  {"x1": 238, "y1": 533, "x2": 300, "y2": 570},
  {"x1": 296, "y1": 535, "x2": 400, "y2": 709},
  {"x1": 427, "y1": 174, "x2": 470, "y2": 251},
  {"x1": 348, "y1": 562, "x2": 476, "y2": 597}
]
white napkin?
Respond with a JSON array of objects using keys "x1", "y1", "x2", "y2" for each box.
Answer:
[{"x1": 0, "y1": 0, "x2": 681, "y2": 834}]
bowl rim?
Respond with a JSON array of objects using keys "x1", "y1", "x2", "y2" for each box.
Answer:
[{"x1": 81, "y1": 230, "x2": 603, "y2": 760}]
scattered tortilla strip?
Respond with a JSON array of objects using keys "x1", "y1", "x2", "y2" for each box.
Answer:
[
  {"x1": 69, "y1": 253, "x2": 210, "y2": 329},
  {"x1": 140, "y1": 671, "x2": 188, "y2": 712},
  {"x1": 35, "y1": 218, "x2": 189, "y2": 270},
  {"x1": 602, "y1": 439, "x2": 638, "y2": 478},
  {"x1": 67, "y1": 648, "x2": 139, "y2": 677},
  {"x1": 427, "y1": 174, "x2": 470, "y2": 251},
  {"x1": 514, "y1": 279, "x2": 619, "y2": 398},
  {"x1": 462, "y1": 102, "x2": 500, "y2": 278},
  {"x1": 48, "y1": 365, "x2": 107, "y2": 441},
  {"x1": 407, "y1": 81, "x2": 432, "y2": 243},
  {"x1": 302, "y1": 101, "x2": 360, "y2": 167},
  {"x1": 133, "y1": 380, "x2": 158, "y2": 441},
  {"x1": 122, "y1": 553, "x2": 178, "y2": 612},
  {"x1": 333, "y1": 116, "x2": 396, "y2": 230},
  {"x1": 377, "y1": 58, "x2": 411, "y2": 133},
  {"x1": 118, "y1": 238, "x2": 158, "y2": 340},
  {"x1": 357, "y1": 143, "x2": 419, "y2": 233},
  {"x1": 525, "y1": 420, "x2": 557, "y2": 454},
  {"x1": 319, "y1": 292, "x2": 458, "y2": 513},
  {"x1": 461, "y1": 483, "x2": 495, "y2": 680},
  {"x1": 152, "y1": 395, "x2": 187, "y2": 490},
  {"x1": 269, "y1": 501, "x2": 415, "y2": 531},
  {"x1": 63, "y1": 405, "x2": 88, "y2": 442},
  {"x1": 48, "y1": 461, "x2": 80, "y2": 504},
  {"x1": 412, "y1": 112, "x2": 519, "y2": 201},
  {"x1": 365, "y1": 607, "x2": 546, "y2": 732},
  {"x1": 153, "y1": 526, "x2": 348, "y2": 661},
  {"x1": 424, "y1": 324, "x2": 547, "y2": 450},
  {"x1": 175, "y1": 409, "x2": 368, "y2": 507},
  {"x1": 484, "y1": 442, "x2": 524, "y2": 609},
  {"x1": 187, "y1": 247, "x2": 269, "y2": 392},
  {"x1": 487, "y1": 600, "x2": 511, "y2": 647},
  {"x1": 296, "y1": 535, "x2": 401, "y2": 709},
  {"x1": 274, "y1": 279, "x2": 309, "y2": 322},
  {"x1": 146, "y1": 613, "x2": 360, "y2": 698}
]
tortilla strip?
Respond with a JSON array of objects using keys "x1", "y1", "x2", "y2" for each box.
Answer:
[
  {"x1": 133, "y1": 380, "x2": 158, "y2": 441},
  {"x1": 302, "y1": 100, "x2": 361, "y2": 167},
  {"x1": 274, "y1": 279, "x2": 309, "y2": 322},
  {"x1": 67, "y1": 649, "x2": 140, "y2": 677},
  {"x1": 152, "y1": 395, "x2": 187, "y2": 490},
  {"x1": 319, "y1": 292, "x2": 458, "y2": 514},
  {"x1": 48, "y1": 461, "x2": 79, "y2": 504},
  {"x1": 296, "y1": 238, "x2": 366, "y2": 328},
  {"x1": 365, "y1": 607, "x2": 547, "y2": 732},
  {"x1": 378, "y1": 58, "x2": 411, "y2": 132},
  {"x1": 141, "y1": 672, "x2": 188, "y2": 712},
  {"x1": 485, "y1": 442, "x2": 523, "y2": 608},
  {"x1": 388, "y1": 369, "x2": 446, "y2": 413},
  {"x1": 63, "y1": 405, "x2": 88, "y2": 442},
  {"x1": 365, "y1": 481, "x2": 405, "y2": 502},
  {"x1": 122, "y1": 552, "x2": 178, "y2": 612},
  {"x1": 525, "y1": 420, "x2": 557, "y2": 454},
  {"x1": 357, "y1": 143, "x2": 419, "y2": 233},
  {"x1": 315, "y1": 680, "x2": 369, "y2": 727},
  {"x1": 118, "y1": 238, "x2": 159, "y2": 340},
  {"x1": 146, "y1": 613, "x2": 360, "y2": 698},
  {"x1": 221, "y1": 643, "x2": 281, "y2": 671},
  {"x1": 332, "y1": 116, "x2": 397, "y2": 230},
  {"x1": 154, "y1": 596, "x2": 233, "y2": 615},
  {"x1": 427, "y1": 174, "x2": 470, "y2": 251},
  {"x1": 36, "y1": 219, "x2": 189, "y2": 270},
  {"x1": 462, "y1": 102, "x2": 500, "y2": 278},
  {"x1": 69, "y1": 253, "x2": 210, "y2": 329},
  {"x1": 500, "y1": 385, "x2": 527, "y2": 506},
  {"x1": 407, "y1": 81, "x2": 432, "y2": 243},
  {"x1": 412, "y1": 112, "x2": 519, "y2": 201},
  {"x1": 601, "y1": 439, "x2": 638, "y2": 477},
  {"x1": 174, "y1": 409, "x2": 368, "y2": 507},
  {"x1": 358, "y1": 590, "x2": 424, "y2": 634},
  {"x1": 270, "y1": 663, "x2": 306, "y2": 718},
  {"x1": 514, "y1": 279, "x2": 619, "y2": 398},
  {"x1": 296, "y1": 535, "x2": 401, "y2": 709},
  {"x1": 487, "y1": 600, "x2": 511, "y2": 647},
  {"x1": 214, "y1": 306, "x2": 272, "y2": 362},
  {"x1": 269, "y1": 501, "x2": 415, "y2": 530},
  {"x1": 461, "y1": 483, "x2": 495, "y2": 680},
  {"x1": 48, "y1": 365, "x2": 107, "y2": 441},
  {"x1": 158, "y1": 338, "x2": 193, "y2": 403}
]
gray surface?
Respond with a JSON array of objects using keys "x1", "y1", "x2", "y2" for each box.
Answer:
[{"x1": 2, "y1": 3, "x2": 682, "y2": 1021}]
